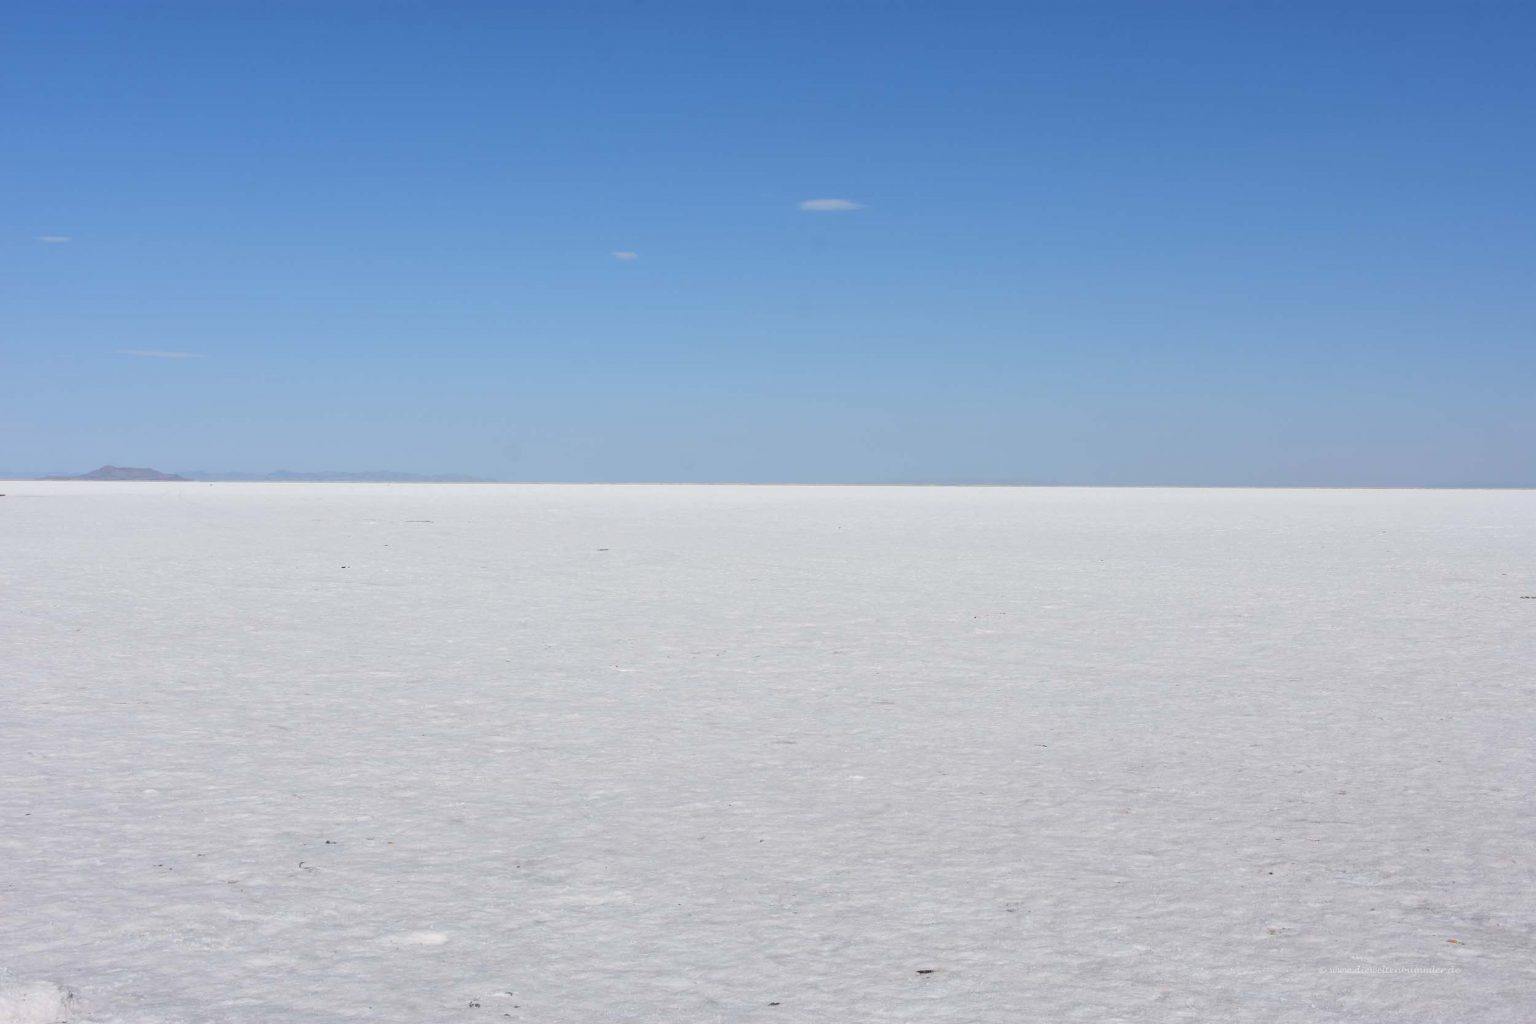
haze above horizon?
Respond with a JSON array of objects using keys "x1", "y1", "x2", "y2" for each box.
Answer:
[{"x1": 5, "y1": 2, "x2": 1534, "y2": 486}]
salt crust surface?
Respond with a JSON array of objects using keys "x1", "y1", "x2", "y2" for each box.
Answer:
[{"x1": 2, "y1": 483, "x2": 1533, "y2": 1022}]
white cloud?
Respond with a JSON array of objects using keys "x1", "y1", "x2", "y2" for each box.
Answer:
[
  {"x1": 37, "y1": 235, "x2": 71, "y2": 243},
  {"x1": 611, "y1": 251, "x2": 639, "y2": 261},
  {"x1": 798, "y1": 198, "x2": 865, "y2": 212},
  {"x1": 118, "y1": 349, "x2": 205, "y2": 359}
]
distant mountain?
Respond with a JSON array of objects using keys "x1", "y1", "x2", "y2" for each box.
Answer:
[
  {"x1": 178, "y1": 470, "x2": 489, "y2": 483},
  {"x1": 42, "y1": 465, "x2": 188, "y2": 481}
]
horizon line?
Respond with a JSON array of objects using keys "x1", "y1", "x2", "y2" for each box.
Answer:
[{"x1": 6, "y1": 477, "x2": 1536, "y2": 491}]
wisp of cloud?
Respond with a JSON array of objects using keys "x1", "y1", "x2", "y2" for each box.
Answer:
[
  {"x1": 118, "y1": 349, "x2": 205, "y2": 359},
  {"x1": 798, "y1": 198, "x2": 865, "y2": 212}
]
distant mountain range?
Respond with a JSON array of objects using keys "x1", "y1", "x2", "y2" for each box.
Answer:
[
  {"x1": 42, "y1": 465, "x2": 189, "y2": 481},
  {"x1": 181, "y1": 470, "x2": 489, "y2": 483},
  {"x1": 40, "y1": 465, "x2": 487, "y2": 483}
]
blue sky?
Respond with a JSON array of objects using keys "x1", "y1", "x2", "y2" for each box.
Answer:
[{"x1": 4, "y1": 1, "x2": 1534, "y2": 483}]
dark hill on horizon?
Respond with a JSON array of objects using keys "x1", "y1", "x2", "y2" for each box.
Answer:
[{"x1": 43, "y1": 465, "x2": 188, "y2": 481}]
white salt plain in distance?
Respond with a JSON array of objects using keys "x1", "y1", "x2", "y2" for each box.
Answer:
[{"x1": 1, "y1": 482, "x2": 1533, "y2": 1022}]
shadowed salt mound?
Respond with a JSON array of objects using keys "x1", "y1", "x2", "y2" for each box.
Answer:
[{"x1": 0, "y1": 982, "x2": 76, "y2": 1024}]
